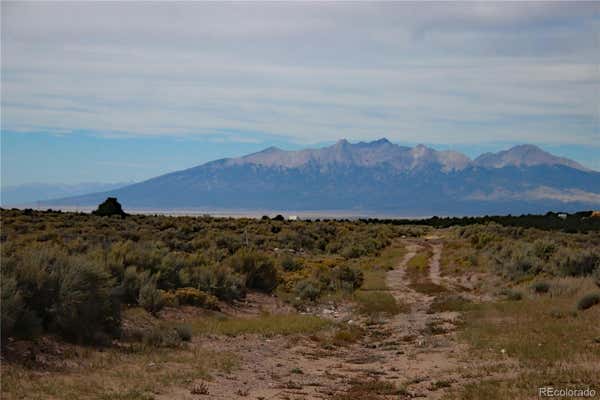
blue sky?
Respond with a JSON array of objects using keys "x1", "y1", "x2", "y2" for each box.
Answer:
[{"x1": 2, "y1": 2, "x2": 599, "y2": 186}]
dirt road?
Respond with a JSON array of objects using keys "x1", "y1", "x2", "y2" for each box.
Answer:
[{"x1": 160, "y1": 240, "x2": 469, "y2": 399}]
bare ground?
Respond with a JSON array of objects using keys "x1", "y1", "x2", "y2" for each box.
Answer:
[{"x1": 156, "y1": 240, "x2": 478, "y2": 399}]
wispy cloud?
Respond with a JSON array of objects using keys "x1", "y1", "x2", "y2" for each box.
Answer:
[{"x1": 2, "y1": 2, "x2": 599, "y2": 146}]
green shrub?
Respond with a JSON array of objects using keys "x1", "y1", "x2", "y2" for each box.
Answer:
[
  {"x1": 8, "y1": 244, "x2": 68, "y2": 327},
  {"x1": 119, "y1": 266, "x2": 142, "y2": 304},
  {"x1": 281, "y1": 255, "x2": 303, "y2": 272},
  {"x1": 554, "y1": 249, "x2": 599, "y2": 277},
  {"x1": 141, "y1": 326, "x2": 181, "y2": 348},
  {"x1": 470, "y1": 232, "x2": 496, "y2": 249},
  {"x1": 138, "y1": 275, "x2": 165, "y2": 315},
  {"x1": 576, "y1": 293, "x2": 600, "y2": 311},
  {"x1": 333, "y1": 265, "x2": 364, "y2": 291},
  {"x1": 13, "y1": 309, "x2": 43, "y2": 340},
  {"x1": 530, "y1": 281, "x2": 550, "y2": 294},
  {"x1": 215, "y1": 233, "x2": 242, "y2": 254},
  {"x1": 159, "y1": 289, "x2": 178, "y2": 307},
  {"x1": 173, "y1": 287, "x2": 219, "y2": 310},
  {"x1": 52, "y1": 259, "x2": 121, "y2": 344},
  {"x1": 197, "y1": 265, "x2": 246, "y2": 301},
  {"x1": 295, "y1": 279, "x2": 321, "y2": 301},
  {"x1": 1, "y1": 275, "x2": 42, "y2": 342},
  {"x1": 1, "y1": 275, "x2": 23, "y2": 341},
  {"x1": 174, "y1": 324, "x2": 193, "y2": 342},
  {"x1": 341, "y1": 244, "x2": 366, "y2": 259},
  {"x1": 533, "y1": 239, "x2": 556, "y2": 260},
  {"x1": 508, "y1": 252, "x2": 540, "y2": 279},
  {"x1": 229, "y1": 249, "x2": 278, "y2": 293},
  {"x1": 156, "y1": 251, "x2": 190, "y2": 290}
]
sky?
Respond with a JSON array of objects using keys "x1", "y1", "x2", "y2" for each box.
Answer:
[{"x1": 1, "y1": 1, "x2": 599, "y2": 186}]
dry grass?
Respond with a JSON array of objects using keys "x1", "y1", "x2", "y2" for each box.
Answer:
[
  {"x1": 447, "y1": 277, "x2": 600, "y2": 399},
  {"x1": 308, "y1": 324, "x2": 366, "y2": 348},
  {"x1": 360, "y1": 267, "x2": 388, "y2": 291},
  {"x1": 331, "y1": 325, "x2": 365, "y2": 346},
  {"x1": 353, "y1": 290, "x2": 408, "y2": 315},
  {"x1": 1, "y1": 345, "x2": 237, "y2": 400},
  {"x1": 360, "y1": 240, "x2": 407, "y2": 291},
  {"x1": 444, "y1": 367, "x2": 600, "y2": 400},
  {"x1": 354, "y1": 241, "x2": 409, "y2": 315},
  {"x1": 462, "y1": 279, "x2": 600, "y2": 366},
  {"x1": 333, "y1": 378, "x2": 409, "y2": 400},
  {"x1": 428, "y1": 294, "x2": 473, "y2": 313},
  {"x1": 406, "y1": 250, "x2": 431, "y2": 271},
  {"x1": 405, "y1": 248, "x2": 447, "y2": 295},
  {"x1": 189, "y1": 313, "x2": 330, "y2": 337},
  {"x1": 378, "y1": 241, "x2": 408, "y2": 270},
  {"x1": 439, "y1": 238, "x2": 483, "y2": 277}
]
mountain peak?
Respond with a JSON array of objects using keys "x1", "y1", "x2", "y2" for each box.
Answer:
[
  {"x1": 411, "y1": 144, "x2": 432, "y2": 157},
  {"x1": 474, "y1": 144, "x2": 588, "y2": 171},
  {"x1": 372, "y1": 138, "x2": 391, "y2": 145},
  {"x1": 506, "y1": 144, "x2": 546, "y2": 157},
  {"x1": 230, "y1": 140, "x2": 589, "y2": 173},
  {"x1": 47, "y1": 139, "x2": 599, "y2": 214},
  {"x1": 511, "y1": 144, "x2": 541, "y2": 151},
  {"x1": 262, "y1": 146, "x2": 282, "y2": 153}
]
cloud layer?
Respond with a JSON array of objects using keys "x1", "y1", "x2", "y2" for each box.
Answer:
[{"x1": 2, "y1": 2, "x2": 599, "y2": 145}]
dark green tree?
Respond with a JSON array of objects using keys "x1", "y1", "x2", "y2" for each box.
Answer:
[{"x1": 93, "y1": 197, "x2": 126, "y2": 218}]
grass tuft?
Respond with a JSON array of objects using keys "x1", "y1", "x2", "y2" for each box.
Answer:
[
  {"x1": 428, "y1": 294, "x2": 472, "y2": 313},
  {"x1": 530, "y1": 281, "x2": 550, "y2": 294},
  {"x1": 332, "y1": 325, "x2": 365, "y2": 345},
  {"x1": 354, "y1": 290, "x2": 407, "y2": 315},
  {"x1": 577, "y1": 292, "x2": 600, "y2": 311}
]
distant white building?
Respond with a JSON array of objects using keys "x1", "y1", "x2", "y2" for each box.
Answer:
[
  {"x1": 557, "y1": 213, "x2": 567, "y2": 220},
  {"x1": 288, "y1": 215, "x2": 299, "y2": 221}
]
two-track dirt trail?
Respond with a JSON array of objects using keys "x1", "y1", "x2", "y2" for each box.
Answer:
[
  {"x1": 382, "y1": 241, "x2": 466, "y2": 398},
  {"x1": 159, "y1": 239, "x2": 470, "y2": 399}
]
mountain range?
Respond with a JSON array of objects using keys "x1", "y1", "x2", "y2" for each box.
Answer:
[
  {"x1": 41, "y1": 139, "x2": 599, "y2": 216},
  {"x1": 1, "y1": 182, "x2": 132, "y2": 206}
]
